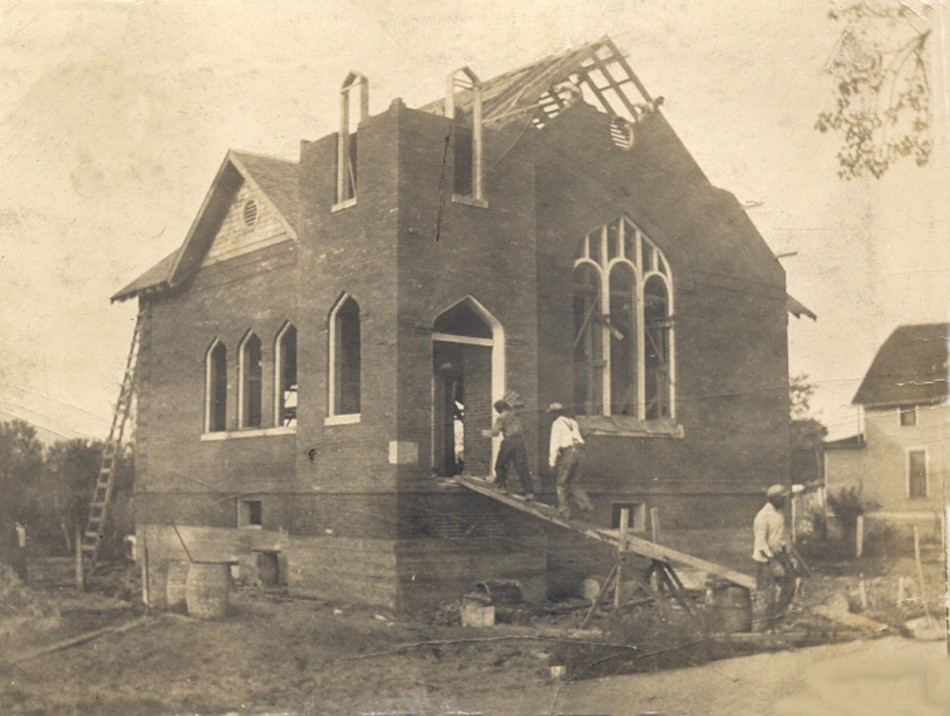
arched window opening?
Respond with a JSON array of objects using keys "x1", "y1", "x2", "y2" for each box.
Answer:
[
  {"x1": 330, "y1": 296, "x2": 361, "y2": 417},
  {"x1": 644, "y1": 276, "x2": 672, "y2": 420},
  {"x1": 609, "y1": 263, "x2": 637, "y2": 416},
  {"x1": 336, "y1": 72, "x2": 368, "y2": 207},
  {"x1": 573, "y1": 263, "x2": 604, "y2": 416},
  {"x1": 574, "y1": 215, "x2": 675, "y2": 421},
  {"x1": 276, "y1": 323, "x2": 297, "y2": 427},
  {"x1": 446, "y1": 67, "x2": 484, "y2": 202},
  {"x1": 206, "y1": 340, "x2": 227, "y2": 433},
  {"x1": 240, "y1": 333, "x2": 263, "y2": 429}
]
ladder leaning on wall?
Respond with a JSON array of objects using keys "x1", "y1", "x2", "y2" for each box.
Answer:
[{"x1": 80, "y1": 303, "x2": 145, "y2": 577}]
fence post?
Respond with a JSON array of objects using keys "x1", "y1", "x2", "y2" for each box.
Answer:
[
  {"x1": 614, "y1": 508, "x2": 629, "y2": 609},
  {"x1": 74, "y1": 523, "x2": 85, "y2": 591}
]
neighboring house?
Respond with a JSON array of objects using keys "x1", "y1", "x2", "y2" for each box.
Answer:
[
  {"x1": 113, "y1": 38, "x2": 803, "y2": 610},
  {"x1": 824, "y1": 323, "x2": 948, "y2": 524}
]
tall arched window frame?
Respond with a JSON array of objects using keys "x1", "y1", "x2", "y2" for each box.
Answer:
[
  {"x1": 274, "y1": 322, "x2": 297, "y2": 428},
  {"x1": 238, "y1": 331, "x2": 263, "y2": 429},
  {"x1": 327, "y1": 294, "x2": 361, "y2": 424},
  {"x1": 572, "y1": 216, "x2": 675, "y2": 421},
  {"x1": 205, "y1": 338, "x2": 228, "y2": 433}
]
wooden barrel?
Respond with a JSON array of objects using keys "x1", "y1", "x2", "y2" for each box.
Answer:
[
  {"x1": 165, "y1": 560, "x2": 190, "y2": 611},
  {"x1": 185, "y1": 562, "x2": 230, "y2": 619},
  {"x1": 705, "y1": 580, "x2": 752, "y2": 633}
]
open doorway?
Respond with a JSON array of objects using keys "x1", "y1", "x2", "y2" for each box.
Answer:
[{"x1": 432, "y1": 298, "x2": 501, "y2": 477}]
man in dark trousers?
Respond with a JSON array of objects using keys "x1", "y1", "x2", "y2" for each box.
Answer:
[
  {"x1": 752, "y1": 484, "x2": 796, "y2": 630},
  {"x1": 547, "y1": 402, "x2": 594, "y2": 519},
  {"x1": 485, "y1": 399, "x2": 535, "y2": 499}
]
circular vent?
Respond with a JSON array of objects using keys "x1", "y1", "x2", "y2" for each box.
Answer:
[{"x1": 243, "y1": 199, "x2": 258, "y2": 227}]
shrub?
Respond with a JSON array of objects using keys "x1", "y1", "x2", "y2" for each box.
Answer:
[{"x1": 826, "y1": 485, "x2": 870, "y2": 535}]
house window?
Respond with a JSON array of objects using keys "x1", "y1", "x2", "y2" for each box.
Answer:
[
  {"x1": 205, "y1": 339, "x2": 228, "y2": 433},
  {"x1": 611, "y1": 502, "x2": 646, "y2": 531},
  {"x1": 908, "y1": 449, "x2": 927, "y2": 499},
  {"x1": 335, "y1": 72, "x2": 368, "y2": 209},
  {"x1": 899, "y1": 405, "x2": 917, "y2": 426},
  {"x1": 275, "y1": 323, "x2": 297, "y2": 427},
  {"x1": 239, "y1": 332, "x2": 263, "y2": 429},
  {"x1": 572, "y1": 216, "x2": 674, "y2": 420},
  {"x1": 329, "y1": 295, "x2": 361, "y2": 418},
  {"x1": 239, "y1": 499, "x2": 262, "y2": 527}
]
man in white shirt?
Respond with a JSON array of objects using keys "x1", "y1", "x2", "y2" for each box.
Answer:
[
  {"x1": 547, "y1": 403, "x2": 593, "y2": 519},
  {"x1": 752, "y1": 484, "x2": 795, "y2": 629}
]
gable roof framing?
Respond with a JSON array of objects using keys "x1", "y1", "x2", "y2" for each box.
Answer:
[{"x1": 419, "y1": 36, "x2": 656, "y2": 129}]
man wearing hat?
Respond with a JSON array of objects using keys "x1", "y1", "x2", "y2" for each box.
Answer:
[
  {"x1": 547, "y1": 403, "x2": 593, "y2": 519},
  {"x1": 484, "y1": 398, "x2": 535, "y2": 499},
  {"x1": 752, "y1": 484, "x2": 796, "y2": 629}
]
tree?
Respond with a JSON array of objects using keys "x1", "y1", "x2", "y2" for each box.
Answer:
[
  {"x1": 816, "y1": 1, "x2": 931, "y2": 180},
  {"x1": 0, "y1": 420, "x2": 45, "y2": 527},
  {"x1": 41, "y1": 439, "x2": 134, "y2": 555},
  {"x1": 789, "y1": 374, "x2": 828, "y2": 485}
]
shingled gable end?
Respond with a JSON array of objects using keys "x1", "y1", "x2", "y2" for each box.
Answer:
[{"x1": 115, "y1": 38, "x2": 797, "y2": 610}]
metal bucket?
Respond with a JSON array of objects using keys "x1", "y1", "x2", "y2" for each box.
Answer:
[
  {"x1": 473, "y1": 579, "x2": 523, "y2": 605},
  {"x1": 186, "y1": 562, "x2": 230, "y2": 619},
  {"x1": 705, "y1": 579, "x2": 752, "y2": 633},
  {"x1": 165, "y1": 560, "x2": 190, "y2": 611}
]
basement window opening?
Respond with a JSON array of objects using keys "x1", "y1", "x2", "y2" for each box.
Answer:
[{"x1": 239, "y1": 499, "x2": 263, "y2": 527}]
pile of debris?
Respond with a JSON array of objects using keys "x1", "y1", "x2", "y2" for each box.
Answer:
[{"x1": 0, "y1": 565, "x2": 58, "y2": 621}]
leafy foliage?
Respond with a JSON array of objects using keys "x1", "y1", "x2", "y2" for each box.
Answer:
[
  {"x1": 789, "y1": 374, "x2": 827, "y2": 485},
  {"x1": 0, "y1": 421, "x2": 134, "y2": 556},
  {"x1": 816, "y1": 1, "x2": 931, "y2": 179},
  {"x1": 827, "y1": 485, "x2": 873, "y2": 535}
]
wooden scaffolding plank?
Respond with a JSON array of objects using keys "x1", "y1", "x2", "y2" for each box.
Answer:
[{"x1": 455, "y1": 476, "x2": 755, "y2": 590}]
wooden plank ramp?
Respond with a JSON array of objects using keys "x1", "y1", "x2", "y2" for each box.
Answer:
[{"x1": 455, "y1": 476, "x2": 756, "y2": 590}]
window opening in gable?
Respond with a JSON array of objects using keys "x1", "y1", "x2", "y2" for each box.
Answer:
[
  {"x1": 899, "y1": 405, "x2": 917, "y2": 427},
  {"x1": 336, "y1": 72, "x2": 368, "y2": 207},
  {"x1": 276, "y1": 323, "x2": 297, "y2": 427},
  {"x1": 573, "y1": 263, "x2": 604, "y2": 416},
  {"x1": 329, "y1": 295, "x2": 361, "y2": 417},
  {"x1": 240, "y1": 333, "x2": 263, "y2": 429},
  {"x1": 446, "y1": 67, "x2": 484, "y2": 203},
  {"x1": 908, "y1": 449, "x2": 927, "y2": 498},
  {"x1": 609, "y1": 262, "x2": 637, "y2": 416},
  {"x1": 644, "y1": 276, "x2": 672, "y2": 420},
  {"x1": 206, "y1": 340, "x2": 228, "y2": 433},
  {"x1": 574, "y1": 216, "x2": 675, "y2": 422}
]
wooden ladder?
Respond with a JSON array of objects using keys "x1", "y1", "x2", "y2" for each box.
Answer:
[{"x1": 80, "y1": 304, "x2": 145, "y2": 576}]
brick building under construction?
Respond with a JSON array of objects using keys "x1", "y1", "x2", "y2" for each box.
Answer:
[{"x1": 113, "y1": 38, "x2": 804, "y2": 610}]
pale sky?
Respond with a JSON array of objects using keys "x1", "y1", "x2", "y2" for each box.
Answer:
[{"x1": 1, "y1": 0, "x2": 947, "y2": 441}]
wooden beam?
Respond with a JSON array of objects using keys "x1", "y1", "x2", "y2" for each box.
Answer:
[{"x1": 455, "y1": 476, "x2": 756, "y2": 590}]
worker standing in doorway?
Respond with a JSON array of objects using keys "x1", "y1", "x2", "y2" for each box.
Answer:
[
  {"x1": 752, "y1": 484, "x2": 796, "y2": 630},
  {"x1": 547, "y1": 403, "x2": 593, "y2": 519},
  {"x1": 484, "y1": 399, "x2": 535, "y2": 500}
]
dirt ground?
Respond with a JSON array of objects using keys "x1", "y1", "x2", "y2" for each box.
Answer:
[{"x1": 0, "y1": 553, "x2": 945, "y2": 715}]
